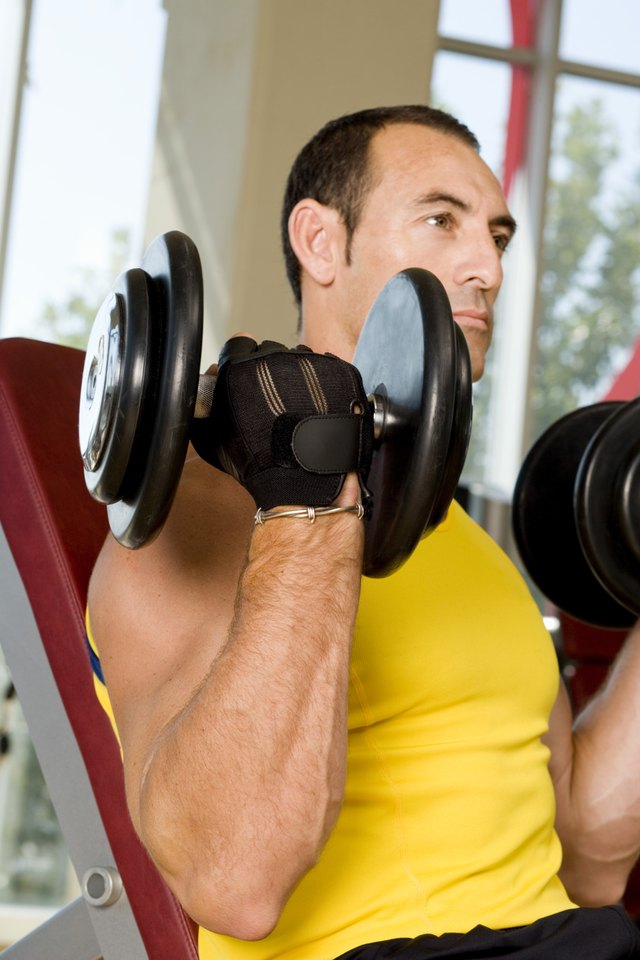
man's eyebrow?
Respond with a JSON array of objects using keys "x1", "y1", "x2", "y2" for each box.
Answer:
[
  {"x1": 412, "y1": 191, "x2": 470, "y2": 212},
  {"x1": 411, "y1": 192, "x2": 518, "y2": 237},
  {"x1": 490, "y1": 214, "x2": 518, "y2": 237}
]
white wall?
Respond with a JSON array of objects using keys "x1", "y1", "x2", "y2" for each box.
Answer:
[{"x1": 148, "y1": 0, "x2": 441, "y2": 366}]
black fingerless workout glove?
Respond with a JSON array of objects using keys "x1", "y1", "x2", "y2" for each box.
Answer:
[{"x1": 190, "y1": 337, "x2": 374, "y2": 510}]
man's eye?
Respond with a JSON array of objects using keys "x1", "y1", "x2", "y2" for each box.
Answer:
[
  {"x1": 493, "y1": 233, "x2": 511, "y2": 253},
  {"x1": 426, "y1": 213, "x2": 452, "y2": 228}
]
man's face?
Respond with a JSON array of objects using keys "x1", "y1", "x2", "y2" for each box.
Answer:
[{"x1": 309, "y1": 123, "x2": 515, "y2": 381}]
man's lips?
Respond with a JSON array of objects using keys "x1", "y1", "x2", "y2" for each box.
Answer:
[{"x1": 452, "y1": 309, "x2": 490, "y2": 332}]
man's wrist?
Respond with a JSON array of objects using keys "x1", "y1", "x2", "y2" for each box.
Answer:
[{"x1": 254, "y1": 503, "x2": 365, "y2": 525}]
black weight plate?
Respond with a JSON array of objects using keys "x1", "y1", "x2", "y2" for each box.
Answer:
[
  {"x1": 107, "y1": 231, "x2": 203, "y2": 548},
  {"x1": 575, "y1": 396, "x2": 640, "y2": 618},
  {"x1": 513, "y1": 402, "x2": 635, "y2": 628},
  {"x1": 81, "y1": 268, "x2": 153, "y2": 503},
  {"x1": 353, "y1": 268, "x2": 458, "y2": 578},
  {"x1": 622, "y1": 447, "x2": 640, "y2": 561},
  {"x1": 428, "y1": 320, "x2": 473, "y2": 529}
]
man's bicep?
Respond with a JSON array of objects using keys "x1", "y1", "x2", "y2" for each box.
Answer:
[
  {"x1": 88, "y1": 541, "x2": 209, "y2": 754},
  {"x1": 86, "y1": 465, "x2": 253, "y2": 802}
]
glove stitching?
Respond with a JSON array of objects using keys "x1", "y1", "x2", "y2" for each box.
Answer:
[
  {"x1": 256, "y1": 359, "x2": 285, "y2": 415},
  {"x1": 298, "y1": 355, "x2": 328, "y2": 414}
]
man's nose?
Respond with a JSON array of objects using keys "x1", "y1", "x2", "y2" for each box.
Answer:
[{"x1": 455, "y1": 231, "x2": 503, "y2": 294}]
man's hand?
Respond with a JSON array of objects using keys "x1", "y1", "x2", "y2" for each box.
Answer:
[{"x1": 190, "y1": 337, "x2": 373, "y2": 509}]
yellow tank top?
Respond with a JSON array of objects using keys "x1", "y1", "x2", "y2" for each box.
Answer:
[{"x1": 88, "y1": 502, "x2": 575, "y2": 960}]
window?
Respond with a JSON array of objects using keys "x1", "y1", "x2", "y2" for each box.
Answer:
[
  {"x1": 434, "y1": 0, "x2": 640, "y2": 496},
  {"x1": 560, "y1": 0, "x2": 639, "y2": 74},
  {"x1": 534, "y1": 75, "x2": 640, "y2": 439},
  {"x1": 0, "y1": 0, "x2": 166, "y2": 348},
  {"x1": 0, "y1": 658, "x2": 70, "y2": 910},
  {"x1": 439, "y1": 0, "x2": 512, "y2": 49}
]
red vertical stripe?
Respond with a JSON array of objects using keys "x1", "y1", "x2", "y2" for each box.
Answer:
[{"x1": 503, "y1": 0, "x2": 537, "y2": 197}]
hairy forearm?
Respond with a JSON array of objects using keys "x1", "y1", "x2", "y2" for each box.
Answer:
[
  {"x1": 560, "y1": 620, "x2": 640, "y2": 904},
  {"x1": 132, "y1": 515, "x2": 363, "y2": 937}
]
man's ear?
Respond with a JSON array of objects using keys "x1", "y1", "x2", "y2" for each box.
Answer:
[{"x1": 288, "y1": 199, "x2": 343, "y2": 288}]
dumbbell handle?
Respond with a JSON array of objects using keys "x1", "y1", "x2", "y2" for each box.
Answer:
[
  {"x1": 194, "y1": 373, "x2": 217, "y2": 418},
  {"x1": 193, "y1": 372, "x2": 389, "y2": 442}
]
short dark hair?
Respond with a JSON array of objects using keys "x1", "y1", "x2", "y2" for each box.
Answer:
[{"x1": 280, "y1": 105, "x2": 480, "y2": 307}]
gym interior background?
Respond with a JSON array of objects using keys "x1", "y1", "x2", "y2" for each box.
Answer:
[{"x1": 0, "y1": 0, "x2": 639, "y2": 948}]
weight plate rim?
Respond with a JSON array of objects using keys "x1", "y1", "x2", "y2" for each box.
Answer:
[
  {"x1": 108, "y1": 231, "x2": 204, "y2": 548},
  {"x1": 621, "y1": 450, "x2": 640, "y2": 559},
  {"x1": 354, "y1": 268, "x2": 458, "y2": 578},
  {"x1": 428, "y1": 320, "x2": 472, "y2": 530},
  {"x1": 575, "y1": 397, "x2": 640, "y2": 618},
  {"x1": 83, "y1": 269, "x2": 153, "y2": 503},
  {"x1": 512, "y1": 402, "x2": 634, "y2": 628},
  {"x1": 79, "y1": 290, "x2": 121, "y2": 476}
]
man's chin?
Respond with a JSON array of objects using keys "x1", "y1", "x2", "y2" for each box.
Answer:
[
  {"x1": 471, "y1": 355, "x2": 486, "y2": 383},
  {"x1": 459, "y1": 331, "x2": 490, "y2": 383},
  {"x1": 463, "y1": 342, "x2": 487, "y2": 382}
]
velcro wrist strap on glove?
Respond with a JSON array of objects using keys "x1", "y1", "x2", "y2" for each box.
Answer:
[
  {"x1": 190, "y1": 337, "x2": 374, "y2": 509},
  {"x1": 292, "y1": 415, "x2": 362, "y2": 473}
]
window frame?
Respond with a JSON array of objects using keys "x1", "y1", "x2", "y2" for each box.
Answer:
[
  {"x1": 0, "y1": 0, "x2": 31, "y2": 329},
  {"x1": 436, "y1": 0, "x2": 640, "y2": 495}
]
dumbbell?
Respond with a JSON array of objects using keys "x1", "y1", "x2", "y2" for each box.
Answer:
[
  {"x1": 78, "y1": 231, "x2": 472, "y2": 578},
  {"x1": 512, "y1": 399, "x2": 640, "y2": 628}
]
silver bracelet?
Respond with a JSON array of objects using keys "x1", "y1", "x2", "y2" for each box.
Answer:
[{"x1": 254, "y1": 503, "x2": 365, "y2": 525}]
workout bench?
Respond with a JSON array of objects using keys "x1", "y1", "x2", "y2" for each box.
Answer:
[{"x1": 0, "y1": 337, "x2": 198, "y2": 958}]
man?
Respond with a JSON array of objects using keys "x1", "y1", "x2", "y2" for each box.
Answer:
[{"x1": 87, "y1": 105, "x2": 640, "y2": 958}]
